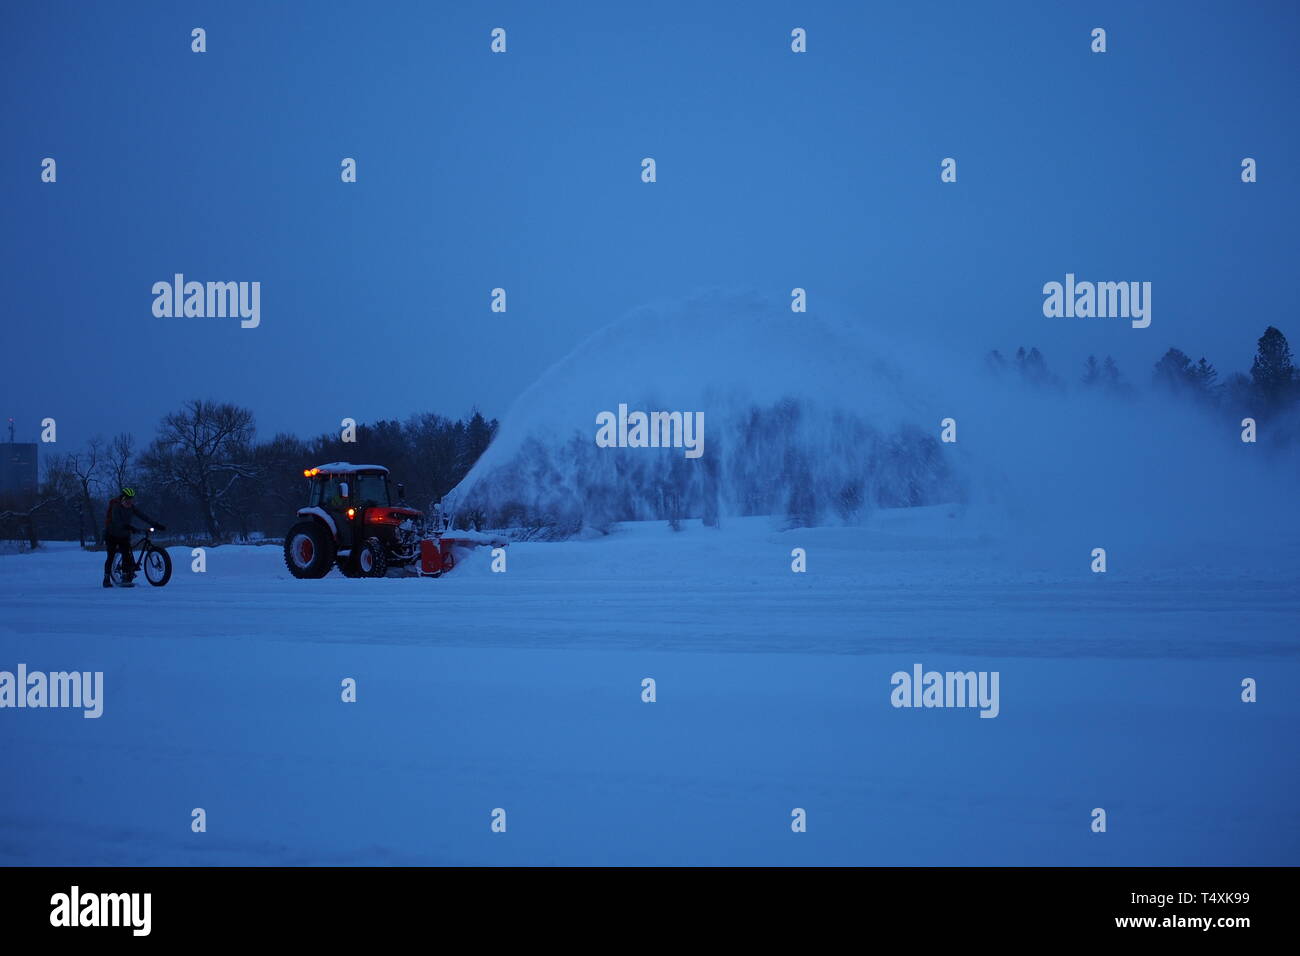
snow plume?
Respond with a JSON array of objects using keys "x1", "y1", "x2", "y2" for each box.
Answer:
[
  {"x1": 447, "y1": 292, "x2": 964, "y2": 535},
  {"x1": 448, "y1": 289, "x2": 1299, "y2": 569}
]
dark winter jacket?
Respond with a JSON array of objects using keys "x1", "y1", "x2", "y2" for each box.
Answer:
[{"x1": 104, "y1": 498, "x2": 158, "y2": 539}]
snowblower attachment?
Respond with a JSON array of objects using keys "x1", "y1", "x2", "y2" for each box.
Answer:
[{"x1": 417, "y1": 530, "x2": 510, "y2": 577}]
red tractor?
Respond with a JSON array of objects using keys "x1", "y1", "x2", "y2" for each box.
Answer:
[{"x1": 283, "y1": 463, "x2": 498, "y2": 579}]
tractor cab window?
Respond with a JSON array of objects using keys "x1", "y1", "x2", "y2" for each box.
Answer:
[
  {"x1": 322, "y1": 478, "x2": 347, "y2": 509},
  {"x1": 352, "y1": 473, "x2": 390, "y2": 508},
  {"x1": 308, "y1": 476, "x2": 351, "y2": 509}
]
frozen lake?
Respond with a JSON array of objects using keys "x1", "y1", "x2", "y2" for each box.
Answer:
[{"x1": 2, "y1": 511, "x2": 1296, "y2": 865}]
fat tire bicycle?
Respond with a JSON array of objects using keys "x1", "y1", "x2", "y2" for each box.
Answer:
[{"x1": 109, "y1": 526, "x2": 173, "y2": 587}]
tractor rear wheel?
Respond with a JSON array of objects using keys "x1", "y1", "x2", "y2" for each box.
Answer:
[{"x1": 284, "y1": 521, "x2": 335, "y2": 578}]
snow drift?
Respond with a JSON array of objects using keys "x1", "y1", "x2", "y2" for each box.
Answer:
[{"x1": 447, "y1": 292, "x2": 964, "y2": 534}]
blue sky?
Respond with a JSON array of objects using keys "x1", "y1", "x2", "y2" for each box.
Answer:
[{"x1": 2, "y1": 0, "x2": 1297, "y2": 449}]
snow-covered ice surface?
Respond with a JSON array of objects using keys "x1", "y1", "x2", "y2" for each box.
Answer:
[{"x1": 1, "y1": 509, "x2": 1297, "y2": 866}]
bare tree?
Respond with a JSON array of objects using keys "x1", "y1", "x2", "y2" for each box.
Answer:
[
  {"x1": 104, "y1": 432, "x2": 136, "y2": 495},
  {"x1": 40, "y1": 453, "x2": 89, "y2": 546},
  {"x1": 0, "y1": 454, "x2": 71, "y2": 549},
  {"x1": 64, "y1": 437, "x2": 104, "y2": 546},
  {"x1": 0, "y1": 498, "x2": 58, "y2": 550},
  {"x1": 143, "y1": 400, "x2": 257, "y2": 541}
]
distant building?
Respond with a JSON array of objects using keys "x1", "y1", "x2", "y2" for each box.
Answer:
[{"x1": 0, "y1": 443, "x2": 38, "y2": 498}]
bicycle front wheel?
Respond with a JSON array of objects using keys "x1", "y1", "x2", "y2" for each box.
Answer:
[{"x1": 141, "y1": 545, "x2": 172, "y2": 587}]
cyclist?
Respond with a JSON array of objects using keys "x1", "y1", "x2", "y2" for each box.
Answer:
[{"x1": 103, "y1": 488, "x2": 165, "y2": 588}]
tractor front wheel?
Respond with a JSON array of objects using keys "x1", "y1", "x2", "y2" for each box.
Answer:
[
  {"x1": 284, "y1": 521, "x2": 336, "y2": 578},
  {"x1": 337, "y1": 551, "x2": 362, "y2": 578},
  {"x1": 356, "y1": 537, "x2": 388, "y2": 578}
]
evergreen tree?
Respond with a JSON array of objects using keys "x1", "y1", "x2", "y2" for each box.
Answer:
[
  {"x1": 1152, "y1": 347, "x2": 1220, "y2": 402},
  {"x1": 1190, "y1": 357, "x2": 1218, "y2": 395},
  {"x1": 1250, "y1": 326, "x2": 1295, "y2": 406},
  {"x1": 1221, "y1": 371, "x2": 1255, "y2": 412},
  {"x1": 1152, "y1": 348, "x2": 1193, "y2": 391},
  {"x1": 1100, "y1": 356, "x2": 1131, "y2": 397},
  {"x1": 459, "y1": 409, "x2": 497, "y2": 473},
  {"x1": 1082, "y1": 354, "x2": 1101, "y2": 386},
  {"x1": 1016, "y1": 347, "x2": 1058, "y2": 387}
]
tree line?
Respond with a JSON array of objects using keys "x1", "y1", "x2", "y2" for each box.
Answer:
[
  {"x1": 986, "y1": 325, "x2": 1299, "y2": 416},
  {"x1": 5, "y1": 325, "x2": 1294, "y2": 548},
  {"x1": 1, "y1": 403, "x2": 497, "y2": 548}
]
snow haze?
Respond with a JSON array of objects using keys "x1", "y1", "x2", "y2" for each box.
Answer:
[{"x1": 452, "y1": 291, "x2": 1299, "y2": 582}]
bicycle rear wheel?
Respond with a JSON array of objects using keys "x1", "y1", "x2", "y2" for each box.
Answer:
[
  {"x1": 109, "y1": 553, "x2": 125, "y2": 587},
  {"x1": 141, "y1": 545, "x2": 172, "y2": 586}
]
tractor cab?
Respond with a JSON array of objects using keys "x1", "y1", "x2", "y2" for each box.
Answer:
[{"x1": 305, "y1": 466, "x2": 392, "y2": 511}]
